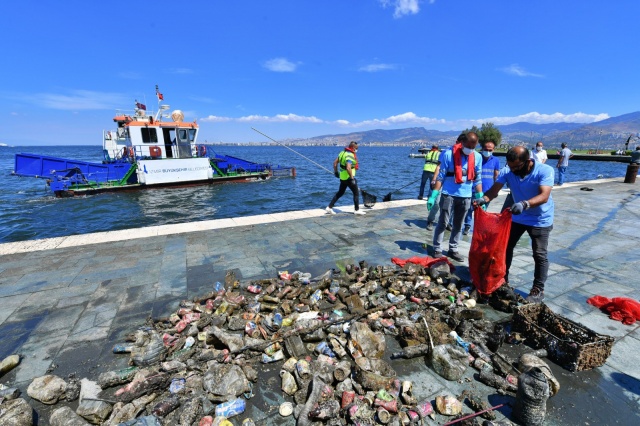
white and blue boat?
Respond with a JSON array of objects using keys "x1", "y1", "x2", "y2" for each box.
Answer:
[{"x1": 13, "y1": 89, "x2": 295, "y2": 197}]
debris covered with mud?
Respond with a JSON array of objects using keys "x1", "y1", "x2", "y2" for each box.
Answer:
[{"x1": 1, "y1": 259, "x2": 567, "y2": 425}]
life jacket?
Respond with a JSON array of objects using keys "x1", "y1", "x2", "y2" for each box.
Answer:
[
  {"x1": 338, "y1": 148, "x2": 358, "y2": 180},
  {"x1": 452, "y1": 144, "x2": 475, "y2": 184},
  {"x1": 423, "y1": 150, "x2": 440, "y2": 172}
]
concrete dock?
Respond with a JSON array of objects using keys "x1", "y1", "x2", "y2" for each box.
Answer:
[{"x1": 0, "y1": 178, "x2": 639, "y2": 425}]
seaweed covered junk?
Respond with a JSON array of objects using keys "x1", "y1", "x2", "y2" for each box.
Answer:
[{"x1": 14, "y1": 260, "x2": 527, "y2": 425}]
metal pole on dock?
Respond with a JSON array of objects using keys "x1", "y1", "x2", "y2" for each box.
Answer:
[{"x1": 596, "y1": 130, "x2": 603, "y2": 154}]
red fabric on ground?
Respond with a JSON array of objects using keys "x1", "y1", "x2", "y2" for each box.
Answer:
[
  {"x1": 391, "y1": 256, "x2": 455, "y2": 271},
  {"x1": 468, "y1": 207, "x2": 512, "y2": 295},
  {"x1": 587, "y1": 295, "x2": 640, "y2": 325}
]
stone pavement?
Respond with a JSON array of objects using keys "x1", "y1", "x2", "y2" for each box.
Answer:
[{"x1": 0, "y1": 178, "x2": 639, "y2": 425}]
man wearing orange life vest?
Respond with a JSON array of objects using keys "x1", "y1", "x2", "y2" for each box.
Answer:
[{"x1": 427, "y1": 132, "x2": 483, "y2": 262}]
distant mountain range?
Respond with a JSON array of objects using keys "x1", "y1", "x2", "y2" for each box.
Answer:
[{"x1": 285, "y1": 111, "x2": 640, "y2": 150}]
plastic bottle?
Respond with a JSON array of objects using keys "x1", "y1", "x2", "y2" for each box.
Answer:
[
  {"x1": 97, "y1": 366, "x2": 138, "y2": 388},
  {"x1": 0, "y1": 355, "x2": 20, "y2": 374},
  {"x1": 430, "y1": 344, "x2": 468, "y2": 381},
  {"x1": 449, "y1": 331, "x2": 470, "y2": 352},
  {"x1": 391, "y1": 343, "x2": 431, "y2": 359}
]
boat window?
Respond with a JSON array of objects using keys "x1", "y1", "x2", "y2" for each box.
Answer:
[
  {"x1": 188, "y1": 129, "x2": 197, "y2": 142},
  {"x1": 141, "y1": 128, "x2": 158, "y2": 143},
  {"x1": 179, "y1": 129, "x2": 188, "y2": 141}
]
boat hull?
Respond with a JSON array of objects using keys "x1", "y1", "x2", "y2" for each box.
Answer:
[{"x1": 54, "y1": 171, "x2": 271, "y2": 197}]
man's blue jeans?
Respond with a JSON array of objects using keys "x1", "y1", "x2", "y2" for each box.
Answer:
[
  {"x1": 433, "y1": 194, "x2": 470, "y2": 253},
  {"x1": 419, "y1": 170, "x2": 434, "y2": 199},
  {"x1": 557, "y1": 166, "x2": 567, "y2": 185},
  {"x1": 504, "y1": 222, "x2": 553, "y2": 290}
]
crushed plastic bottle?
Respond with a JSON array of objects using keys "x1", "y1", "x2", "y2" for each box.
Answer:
[{"x1": 449, "y1": 331, "x2": 471, "y2": 352}]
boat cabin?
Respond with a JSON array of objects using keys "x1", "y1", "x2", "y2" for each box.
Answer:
[{"x1": 103, "y1": 106, "x2": 200, "y2": 161}]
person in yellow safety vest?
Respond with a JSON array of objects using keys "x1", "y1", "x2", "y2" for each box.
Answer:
[
  {"x1": 418, "y1": 144, "x2": 441, "y2": 200},
  {"x1": 325, "y1": 141, "x2": 365, "y2": 215}
]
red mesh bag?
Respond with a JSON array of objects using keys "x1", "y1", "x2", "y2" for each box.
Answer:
[
  {"x1": 392, "y1": 256, "x2": 455, "y2": 271},
  {"x1": 468, "y1": 207, "x2": 512, "y2": 295},
  {"x1": 587, "y1": 295, "x2": 640, "y2": 325}
]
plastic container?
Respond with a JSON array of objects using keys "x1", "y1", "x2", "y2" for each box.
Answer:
[{"x1": 513, "y1": 367, "x2": 550, "y2": 426}]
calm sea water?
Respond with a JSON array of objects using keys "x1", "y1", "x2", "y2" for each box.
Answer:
[{"x1": 0, "y1": 145, "x2": 627, "y2": 243}]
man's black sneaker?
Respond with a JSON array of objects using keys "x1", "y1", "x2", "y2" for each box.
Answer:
[
  {"x1": 448, "y1": 251, "x2": 464, "y2": 262},
  {"x1": 426, "y1": 222, "x2": 434, "y2": 231},
  {"x1": 462, "y1": 225, "x2": 471, "y2": 235},
  {"x1": 525, "y1": 287, "x2": 545, "y2": 303}
]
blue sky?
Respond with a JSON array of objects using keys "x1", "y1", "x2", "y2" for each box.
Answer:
[{"x1": 1, "y1": 0, "x2": 638, "y2": 145}]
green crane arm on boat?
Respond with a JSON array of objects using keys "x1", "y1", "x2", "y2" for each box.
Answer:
[
  {"x1": 209, "y1": 159, "x2": 227, "y2": 177},
  {"x1": 117, "y1": 163, "x2": 138, "y2": 186}
]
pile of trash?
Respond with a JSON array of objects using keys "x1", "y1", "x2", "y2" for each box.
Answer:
[{"x1": 0, "y1": 258, "x2": 560, "y2": 426}]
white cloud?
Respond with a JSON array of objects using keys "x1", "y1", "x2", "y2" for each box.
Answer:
[
  {"x1": 200, "y1": 110, "x2": 608, "y2": 129},
  {"x1": 379, "y1": 0, "x2": 422, "y2": 18},
  {"x1": 467, "y1": 112, "x2": 609, "y2": 126},
  {"x1": 499, "y1": 64, "x2": 544, "y2": 78},
  {"x1": 202, "y1": 113, "x2": 322, "y2": 123},
  {"x1": 348, "y1": 112, "x2": 446, "y2": 127},
  {"x1": 359, "y1": 63, "x2": 397, "y2": 72},
  {"x1": 20, "y1": 90, "x2": 130, "y2": 110},
  {"x1": 263, "y1": 58, "x2": 299, "y2": 72},
  {"x1": 201, "y1": 115, "x2": 232, "y2": 123}
]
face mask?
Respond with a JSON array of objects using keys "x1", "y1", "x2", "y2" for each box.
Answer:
[
  {"x1": 514, "y1": 162, "x2": 530, "y2": 178},
  {"x1": 481, "y1": 151, "x2": 492, "y2": 158},
  {"x1": 536, "y1": 146, "x2": 542, "y2": 152},
  {"x1": 462, "y1": 147, "x2": 474, "y2": 155}
]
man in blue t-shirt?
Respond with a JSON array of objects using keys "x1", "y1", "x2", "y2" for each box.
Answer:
[
  {"x1": 427, "y1": 132, "x2": 483, "y2": 262},
  {"x1": 462, "y1": 140, "x2": 501, "y2": 235},
  {"x1": 474, "y1": 146, "x2": 554, "y2": 303}
]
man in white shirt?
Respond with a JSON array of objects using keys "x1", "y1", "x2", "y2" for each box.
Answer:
[{"x1": 531, "y1": 141, "x2": 547, "y2": 164}]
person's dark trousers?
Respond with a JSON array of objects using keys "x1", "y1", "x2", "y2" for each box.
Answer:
[
  {"x1": 329, "y1": 178, "x2": 360, "y2": 210},
  {"x1": 504, "y1": 222, "x2": 553, "y2": 290},
  {"x1": 418, "y1": 170, "x2": 434, "y2": 198}
]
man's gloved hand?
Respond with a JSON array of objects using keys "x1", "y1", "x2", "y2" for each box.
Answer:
[
  {"x1": 473, "y1": 192, "x2": 487, "y2": 210},
  {"x1": 348, "y1": 178, "x2": 357, "y2": 186},
  {"x1": 510, "y1": 202, "x2": 525, "y2": 215},
  {"x1": 334, "y1": 171, "x2": 340, "y2": 178},
  {"x1": 427, "y1": 189, "x2": 440, "y2": 211}
]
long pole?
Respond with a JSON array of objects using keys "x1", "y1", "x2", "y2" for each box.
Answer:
[
  {"x1": 251, "y1": 127, "x2": 334, "y2": 174},
  {"x1": 596, "y1": 130, "x2": 603, "y2": 154}
]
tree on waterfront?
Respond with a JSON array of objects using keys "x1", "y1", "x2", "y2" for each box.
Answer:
[
  {"x1": 478, "y1": 122, "x2": 502, "y2": 145},
  {"x1": 463, "y1": 125, "x2": 480, "y2": 135}
]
